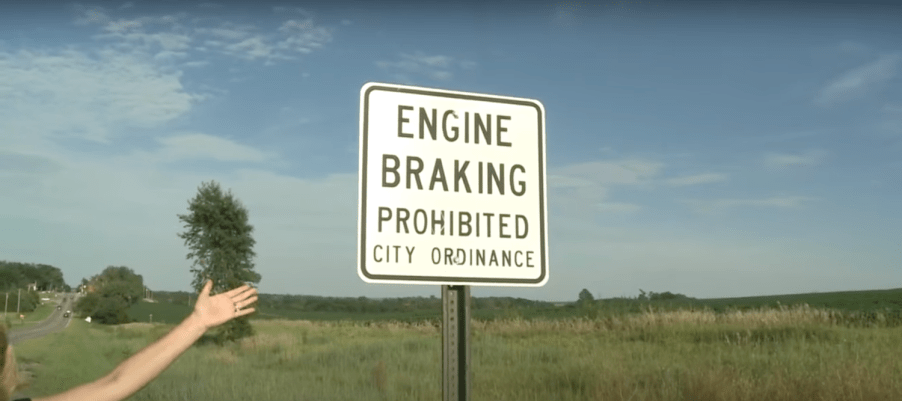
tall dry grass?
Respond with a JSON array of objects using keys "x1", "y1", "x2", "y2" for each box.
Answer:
[{"x1": 14, "y1": 303, "x2": 902, "y2": 401}]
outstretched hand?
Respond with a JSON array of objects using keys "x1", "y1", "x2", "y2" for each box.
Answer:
[{"x1": 191, "y1": 279, "x2": 258, "y2": 330}]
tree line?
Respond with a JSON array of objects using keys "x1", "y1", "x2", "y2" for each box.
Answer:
[
  {"x1": 0, "y1": 260, "x2": 69, "y2": 292},
  {"x1": 1, "y1": 261, "x2": 69, "y2": 317},
  {"x1": 149, "y1": 291, "x2": 555, "y2": 313}
]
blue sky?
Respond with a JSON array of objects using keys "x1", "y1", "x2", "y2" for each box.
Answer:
[{"x1": 0, "y1": 0, "x2": 899, "y2": 301}]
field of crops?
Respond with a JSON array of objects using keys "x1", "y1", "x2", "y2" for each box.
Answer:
[
  {"x1": 13, "y1": 302, "x2": 902, "y2": 401},
  {"x1": 123, "y1": 287, "x2": 902, "y2": 327}
]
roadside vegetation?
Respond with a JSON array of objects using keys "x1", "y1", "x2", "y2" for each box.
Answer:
[{"x1": 13, "y1": 300, "x2": 902, "y2": 401}]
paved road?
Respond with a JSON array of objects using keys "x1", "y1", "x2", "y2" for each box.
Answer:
[{"x1": 8, "y1": 293, "x2": 80, "y2": 345}]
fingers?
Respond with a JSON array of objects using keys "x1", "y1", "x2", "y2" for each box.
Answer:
[
  {"x1": 235, "y1": 295, "x2": 258, "y2": 309},
  {"x1": 235, "y1": 307, "x2": 256, "y2": 318},
  {"x1": 200, "y1": 279, "x2": 213, "y2": 296},
  {"x1": 226, "y1": 284, "x2": 257, "y2": 298},
  {"x1": 223, "y1": 284, "x2": 249, "y2": 295}
]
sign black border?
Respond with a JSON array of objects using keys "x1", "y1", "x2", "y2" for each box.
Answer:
[{"x1": 359, "y1": 83, "x2": 547, "y2": 285}]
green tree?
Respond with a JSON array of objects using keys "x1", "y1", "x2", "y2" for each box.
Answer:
[
  {"x1": 578, "y1": 288, "x2": 595, "y2": 307},
  {"x1": 93, "y1": 296, "x2": 132, "y2": 324},
  {"x1": 75, "y1": 292, "x2": 102, "y2": 318},
  {"x1": 177, "y1": 180, "x2": 261, "y2": 344},
  {"x1": 94, "y1": 266, "x2": 144, "y2": 305}
]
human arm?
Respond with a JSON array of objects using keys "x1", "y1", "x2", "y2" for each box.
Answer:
[{"x1": 34, "y1": 280, "x2": 257, "y2": 401}]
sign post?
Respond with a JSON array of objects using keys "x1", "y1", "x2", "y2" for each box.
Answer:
[
  {"x1": 359, "y1": 82, "x2": 548, "y2": 401},
  {"x1": 442, "y1": 285, "x2": 471, "y2": 401}
]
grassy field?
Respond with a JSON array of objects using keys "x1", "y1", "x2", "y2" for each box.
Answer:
[
  {"x1": 13, "y1": 303, "x2": 902, "y2": 401},
  {"x1": 118, "y1": 287, "x2": 902, "y2": 327},
  {"x1": 4, "y1": 297, "x2": 60, "y2": 329},
  {"x1": 127, "y1": 300, "x2": 193, "y2": 325}
]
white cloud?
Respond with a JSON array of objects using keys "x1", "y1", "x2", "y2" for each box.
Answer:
[
  {"x1": 430, "y1": 71, "x2": 453, "y2": 80},
  {"x1": 876, "y1": 119, "x2": 902, "y2": 136},
  {"x1": 815, "y1": 54, "x2": 901, "y2": 106},
  {"x1": 548, "y1": 158, "x2": 661, "y2": 217},
  {"x1": 276, "y1": 19, "x2": 332, "y2": 54},
  {"x1": 376, "y1": 52, "x2": 475, "y2": 82},
  {"x1": 149, "y1": 133, "x2": 274, "y2": 163},
  {"x1": 72, "y1": 4, "x2": 111, "y2": 26},
  {"x1": 191, "y1": 18, "x2": 331, "y2": 62},
  {"x1": 73, "y1": 7, "x2": 332, "y2": 67},
  {"x1": 763, "y1": 149, "x2": 828, "y2": 169},
  {"x1": 273, "y1": 6, "x2": 312, "y2": 17},
  {"x1": 883, "y1": 103, "x2": 902, "y2": 115},
  {"x1": 551, "y1": 2, "x2": 583, "y2": 28},
  {"x1": 681, "y1": 196, "x2": 816, "y2": 215},
  {"x1": 195, "y1": 25, "x2": 255, "y2": 40},
  {"x1": 552, "y1": 159, "x2": 663, "y2": 185},
  {"x1": 0, "y1": 48, "x2": 203, "y2": 146},
  {"x1": 0, "y1": 151, "x2": 62, "y2": 174},
  {"x1": 104, "y1": 19, "x2": 143, "y2": 33},
  {"x1": 341, "y1": 19, "x2": 353, "y2": 26},
  {"x1": 408, "y1": 54, "x2": 452, "y2": 68},
  {"x1": 665, "y1": 173, "x2": 728, "y2": 187},
  {"x1": 154, "y1": 50, "x2": 188, "y2": 61},
  {"x1": 224, "y1": 36, "x2": 273, "y2": 60}
]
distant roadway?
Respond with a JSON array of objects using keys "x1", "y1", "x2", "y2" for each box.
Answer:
[{"x1": 7, "y1": 293, "x2": 80, "y2": 345}]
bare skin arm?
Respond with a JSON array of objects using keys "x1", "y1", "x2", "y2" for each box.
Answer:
[{"x1": 34, "y1": 280, "x2": 257, "y2": 401}]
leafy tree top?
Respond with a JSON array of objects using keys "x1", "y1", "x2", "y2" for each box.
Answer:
[{"x1": 177, "y1": 180, "x2": 261, "y2": 295}]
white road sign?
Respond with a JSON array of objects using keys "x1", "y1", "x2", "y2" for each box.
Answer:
[{"x1": 358, "y1": 82, "x2": 548, "y2": 286}]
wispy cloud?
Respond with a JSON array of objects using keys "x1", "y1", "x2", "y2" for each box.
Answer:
[
  {"x1": 550, "y1": 2, "x2": 584, "y2": 28},
  {"x1": 553, "y1": 159, "x2": 663, "y2": 185},
  {"x1": 665, "y1": 173, "x2": 727, "y2": 187},
  {"x1": 0, "y1": 151, "x2": 62, "y2": 175},
  {"x1": 194, "y1": 23, "x2": 256, "y2": 40},
  {"x1": 71, "y1": 5, "x2": 332, "y2": 66},
  {"x1": 815, "y1": 54, "x2": 901, "y2": 106},
  {"x1": 549, "y1": 158, "x2": 662, "y2": 216},
  {"x1": 681, "y1": 196, "x2": 817, "y2": 215},
  {"x1": 763, "y1": 149, "x2": 829, "y2": 170},
  {"x1": 376, "y1": 52, "x2": 476, "y2": 82},
  {"x1": 148, "y1": 133, "x2": 274, "y2": 163},
  {"x1": 0, "y1": 48, "x2": 204, "y2": 146},
  {"x1": 883, "y1": 103, "x2": 902, "y2": 115}
]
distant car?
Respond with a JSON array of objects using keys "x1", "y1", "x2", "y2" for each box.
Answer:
[
  {"x1": 57, "y1": 306, "x2": 61, "y2": 310},
  {"x1": 63, "y1": 312, "x2": 70, "y2": 318}
]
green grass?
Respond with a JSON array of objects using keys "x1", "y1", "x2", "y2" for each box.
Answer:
[
  {"x1": 5, "y1": 298, "x2": 61, "y2": 329},
  {"x1": 126, "y1": 301, "x2": 193, "y2": 325},
  {"x1": 693, "y1": 287, "x2": 902, "y2": 313},
  {"x1": 12, "y1": 305, "x2": 902, "y2": 401}
]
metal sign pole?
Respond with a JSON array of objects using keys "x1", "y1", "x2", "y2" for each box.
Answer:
[{"x1": 442, "y1": 285, "x2": 471, "y2": 401}]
